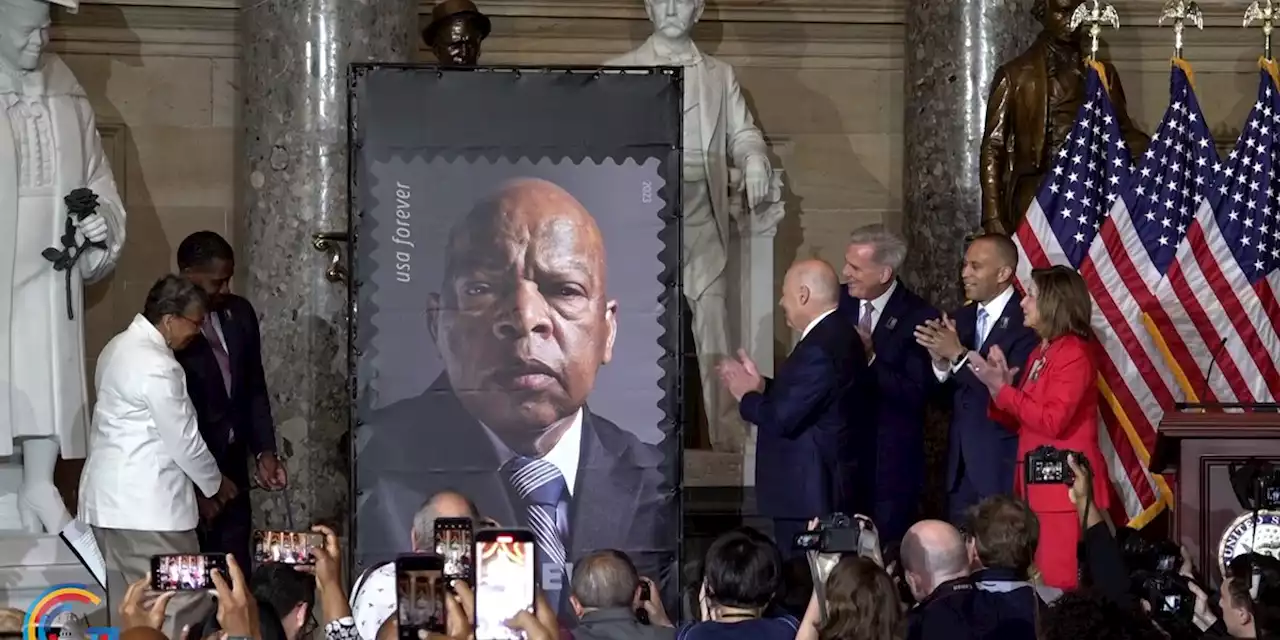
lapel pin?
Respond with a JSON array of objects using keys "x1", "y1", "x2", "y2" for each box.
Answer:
[
  {"x1": 886, "y1": 317, "x2": 898, "y2": 330},
  {"x1": 999, "y1": 317, "x2": 1009, "y2": 330}
]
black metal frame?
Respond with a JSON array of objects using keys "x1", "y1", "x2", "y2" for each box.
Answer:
[{"x1": 344, "y1": 63, "x2": 686, "y2": 604}]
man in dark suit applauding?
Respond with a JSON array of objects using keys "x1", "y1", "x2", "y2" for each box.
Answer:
[
  {"x1": 719, "y1": 259, "x2": 868, "y2": 557},
  {"x1": 914, "y1": 233, "x2": 1038, "y2": 524},
  {"x1": 838, "y1": 225, "x2": 939, "y2": 547},
  {"x1": 174, "y1": 231, "x2": 286, "y2": 572}
]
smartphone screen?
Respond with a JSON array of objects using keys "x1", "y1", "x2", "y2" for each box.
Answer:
[
  {"x1": 474, "y1": 529, "x2": 536, "y2": 640},
  {"x1": 150, "y1": 553, "x2": 226, "y2": 591},
  {"x1": 434, "y1": 518, "x2": 474, "y2": 584},
  {"x1": 253, "y1": 530, "x2": 323, "y2": 565},
  {"x1": 396, "y1": 554, "x2": 447, "y2": 639}
]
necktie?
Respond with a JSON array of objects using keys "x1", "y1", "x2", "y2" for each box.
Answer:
[
  {"x1": 202, "y1": 319, "x2": 232, "y2": 396},
  {"x1": 503, "y1": 456, "x2": 569, "y2": 609},
  {"x1": 976, "y1": 308, "x2": 989, "y2": 349},
  {"x1": 860, "y1": 301, "x2": 875, "y2": 332}
]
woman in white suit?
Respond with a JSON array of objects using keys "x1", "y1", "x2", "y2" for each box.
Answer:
[{"x1": 78, "y1": 274, "x2": 238, "y2": 638}]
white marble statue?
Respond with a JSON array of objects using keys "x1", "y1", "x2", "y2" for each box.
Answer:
[
  {"x1": 0, "y1": 0, "x2": 127, "y2": 534},
  {"x1": 607, "y1": 0, "x2": 779, "y2": 453}
]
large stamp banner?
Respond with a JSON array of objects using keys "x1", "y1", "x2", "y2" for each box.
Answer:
[{"x1": 348, "y1": 66, "x2": 682, "y2": 616}]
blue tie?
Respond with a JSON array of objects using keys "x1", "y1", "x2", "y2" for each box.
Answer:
[
  {"x1": 976, "y1": 308, "x2": 989, "y2": 349},
  {"x1": 503, "y1": 457, "x2": 569, "y2": 609}
]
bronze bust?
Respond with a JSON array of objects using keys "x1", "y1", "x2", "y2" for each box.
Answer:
[
  {"x1": 423, "y1": 0, "x2": 491, "y2": 66},
  {"x1": 979, "y1": 0, "x2": 1150, "y2": 235}
]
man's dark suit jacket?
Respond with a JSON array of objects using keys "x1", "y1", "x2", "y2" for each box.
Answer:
[
  {"x1": 838, "y1": 282, "x2": 939, "y2": 545},
  {"x1": 175, "y1": 294, "x2": 277, "y2": 478},
  {"x1": 739, "y1": 311, "x2": 869, "y2": 522},
  {"x1": 357, "y1": 376, "x2": 674, "y2": 610},
  {"x1": 942, "y1": 292, "x2": 1038, "y2": 517},
  {"x1": 175, "y1": 294, "x2": 277, "y2": 570}
]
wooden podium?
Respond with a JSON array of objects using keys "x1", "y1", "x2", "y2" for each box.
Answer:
[{"x1": 1152, "y1": 409, "x2": 1280, "y2": 582}]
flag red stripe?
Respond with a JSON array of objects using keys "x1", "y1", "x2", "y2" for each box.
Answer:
[{"x1": 1189, "y1": 227, "x2": 1280, "y2": 398}]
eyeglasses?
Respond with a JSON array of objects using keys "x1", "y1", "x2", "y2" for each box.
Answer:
[{"x1": 170, "y1": 314, "x2": 202, "y2": 330}]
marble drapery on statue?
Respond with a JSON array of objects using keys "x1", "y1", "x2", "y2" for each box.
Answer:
[
  {"x1": 607, "y1": 0, "x2": 779, "y2": 453},
  {"x1": 0, "y1": 0, "x2": 127, "y2": 535}
]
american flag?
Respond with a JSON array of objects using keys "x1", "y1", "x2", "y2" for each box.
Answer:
[
  {"x1": 1081, "y1": 60, "x2": 1220, "y2": 523},
  {"x1": 1014, "y1": 61, "x2": 1171, "y2": 525},
  {"x1": 1148, "y1": 63, "x2": 1280, "y2": 405}
]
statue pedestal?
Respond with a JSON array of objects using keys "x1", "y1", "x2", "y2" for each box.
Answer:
[
  {"x1": 724, "y1": 168, "x2": 783, "y2": 489},
  {"x1": 0, "y1": 531, "x2": 105, "y2": 613}
]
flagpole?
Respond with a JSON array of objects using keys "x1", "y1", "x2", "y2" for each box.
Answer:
[
  {"x1": 1160, "y1": 0, "x2": 1204, "y2": 60},
  {"x1": 1245, "y1": 0, "x2": 1276, "y2": 61},
  {"x1": 1070, "y1": 0, "x2": 1121, "y2": 62}
]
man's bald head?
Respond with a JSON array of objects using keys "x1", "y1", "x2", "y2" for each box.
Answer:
[
  {"x1": 411, "y1": 490, "x2": 480, "y2": 552},
  {"x1": 779, "y1": 259, "x2": 841, "y2": 333},
  {"x1": 901, "y1": 520, "x2": 970, "y2": 600},
  {"x1": 427, "y1": 177, "x2": 619, "y2": 450},
  {"x1": 441, "y1": 178, "x2": 607, "y2": 295},
  {"x1": 570, "y1": 550, "x2": 640, "y2": 613}
]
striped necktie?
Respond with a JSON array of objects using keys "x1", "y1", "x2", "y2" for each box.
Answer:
[{"x1": 503, "y1": 456, "x2": 569, "y2": 608}]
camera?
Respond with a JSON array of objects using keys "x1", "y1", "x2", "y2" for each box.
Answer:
[
  {"x1": 1119, "y1": 530, "x2": 1182, "y2": 574},
  {"x1": 1229, "y1": 460, "x2": 1280, "y2": 511},
  {"x1": 1024, "y1": 445, "x2": 1088, "y2": 485},
  {"x1": 1132, "y1": 570, "x2": 1196, "y2": 627},
  {"x1": 793, "y1": 512, "x2": 862, "y2": 554}
]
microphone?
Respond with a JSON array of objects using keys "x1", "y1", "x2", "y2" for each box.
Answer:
[{"x1": 1196, "y1": 335, "x2": 1231, "y2": 406}]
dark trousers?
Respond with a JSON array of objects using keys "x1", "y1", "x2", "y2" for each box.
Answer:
[
  {"x1": 947, "y1": 463, "x2": 983, "y2": 527},
  {"x1": 197, "y1": 460, "x2": 253, "y2": 572}
]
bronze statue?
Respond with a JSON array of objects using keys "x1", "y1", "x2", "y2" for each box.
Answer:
[
  {"x1": 979, "y1": 0, "x2": 1150, "y2": 235},
  {"x1": 423, "y1": 0, "x2": 491, "y2": 66}
]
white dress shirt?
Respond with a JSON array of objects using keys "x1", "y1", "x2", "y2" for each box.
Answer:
[
  {"x1": 800, "y1": 308, "x2": 837, "y2": 341},
  {"x1": 932, "y1": 285, "x2": 1016, "y2": 382},
  {"x1": 481, "y1": 407, "x2": 583, "y2": 496},
  {"x1": 79, "y1": 314, "x2": 222, "y2": 531},
  {"x1": 860, "y1": 279, "x2": 899, "y2": 332}
]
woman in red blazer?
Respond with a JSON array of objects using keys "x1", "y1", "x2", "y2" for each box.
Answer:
[{"x1": 967, "y1": 265, "x2": 1110, "y2": 590}]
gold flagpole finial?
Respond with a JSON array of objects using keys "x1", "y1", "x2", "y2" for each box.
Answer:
[
  {"x1": 1244, "y1": 1, "x2": 1277, "y2": 60},
  {"x1": 1159, "y1": 0, "x2": 1204, "y2": 59},
  {"x1": 1070, "y1": 0, "x2": 1121, "y2": 62}
]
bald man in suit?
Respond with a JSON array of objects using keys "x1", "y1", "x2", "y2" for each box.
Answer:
[{"x1": 720, "y1": 260, "x2": 871, "y2": 556}]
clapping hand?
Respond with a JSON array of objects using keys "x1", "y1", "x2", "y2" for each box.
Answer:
[
  {"x1": 967, "y1": 345, "x2": 1019, "y2": 394},
  {"x1": 914, "y1": 314, "x2": 964, "y2": 366},
  {"x1": 717, "y1": 349, "x2": 764, "y2": 401}
]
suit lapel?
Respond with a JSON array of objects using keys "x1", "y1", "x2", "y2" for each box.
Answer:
[
  {"x1": 979, "y1": 291, "x2": 1023, "y2": 355},
  {"x1": 872, "y1": 286, "x2": 906, "y2": 344},
  {"x1": 567, "y1": 410, "x2": 638, "y2": 562}
]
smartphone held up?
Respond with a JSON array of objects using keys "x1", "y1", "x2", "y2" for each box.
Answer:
[
  {"x1": 253, "y1": 529, "x2": 323, "y2": 565},
  {"x1": 150, "y1": 553, "x2": 226, "y2": 591}
]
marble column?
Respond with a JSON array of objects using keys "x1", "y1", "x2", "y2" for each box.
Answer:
[
  {"x1": 240, "y1": 0, "x2": 419, "y2": 534},
  {"x1": 901, "y1": 0, "x2": 1037, "y2": 311}
]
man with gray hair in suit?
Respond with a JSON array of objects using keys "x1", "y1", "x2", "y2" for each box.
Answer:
[{"x1": 570, "y1": 550, "x2": 672, "y2": 640}]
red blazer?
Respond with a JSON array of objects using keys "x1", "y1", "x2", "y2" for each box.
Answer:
[{"x1": 988, "y1": 334, "x2": 1111, "y2": 514}]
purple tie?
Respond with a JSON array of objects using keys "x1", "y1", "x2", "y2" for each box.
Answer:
[{"x1": 202, "y1": 319, "x2": 232, "y2": 395}]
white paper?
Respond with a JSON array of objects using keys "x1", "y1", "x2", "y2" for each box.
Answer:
[{"x1": 59, "y1": 519, "x2": 106, "y2": 590}]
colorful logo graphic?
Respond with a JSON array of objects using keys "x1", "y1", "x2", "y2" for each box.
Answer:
[{"x1": 23, "y1": 584, "x2": 117, "y2": 640}]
